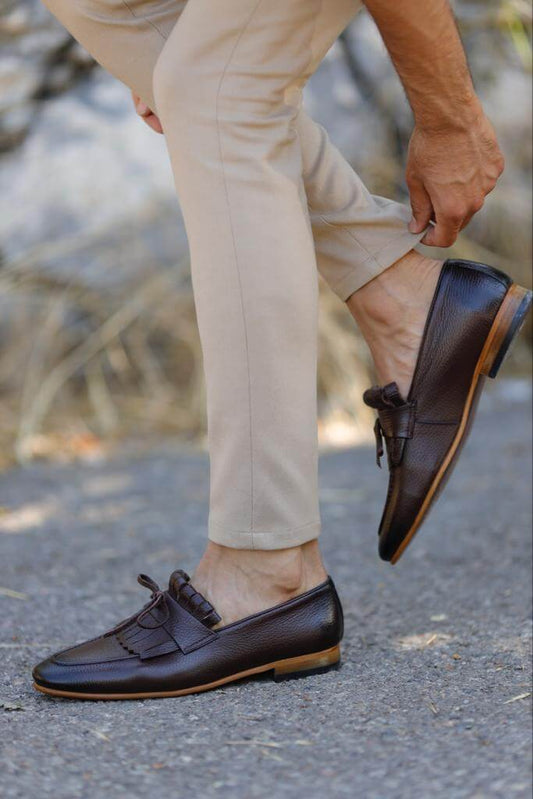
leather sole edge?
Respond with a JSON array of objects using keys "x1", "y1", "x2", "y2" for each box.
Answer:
[
  {"x1": 388, "y1": 283, "x2": 532, "y2": 565},
  {"x1": 32, "y1": 644, "x2": 341, "y2": 700}
]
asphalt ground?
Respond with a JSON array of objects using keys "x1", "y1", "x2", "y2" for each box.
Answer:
[{"x1": 1, "y1": 381, "x2": 531, "y2": 798}]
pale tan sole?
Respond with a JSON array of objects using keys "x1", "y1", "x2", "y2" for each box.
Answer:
[
  {"x1": 33, "y1": 644, "x2": 341, "y2": 701},
  {"x1": 390, "y1": 283, "x2": 531, "y2": 565}
]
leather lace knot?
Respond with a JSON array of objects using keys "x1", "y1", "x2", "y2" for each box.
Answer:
[
  {"x1": 373, "y1": 418, "x2": 385, "y2": 468},
  {"x1": 363, "y1": 381, "x2": 416, "y2": 469},
  {"x1": 104, "y1": 570, "x2": 221, "y2": 659},
  {"x1": 136, "y1": 574, "x2": 170, "y2": 627}
]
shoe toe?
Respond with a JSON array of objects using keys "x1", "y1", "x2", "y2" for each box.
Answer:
[
  {"x1": 32, "y1": 655, "x2": 66, "y2": 689},
  {"x1": 377, "y1": 484, "x2": 420, "y2": 562},
  {"x1": 378, "y1": 518, "x2": 411, "y2": 561},
  {"x1": 33, "y1": 635, "x2": 131, "y2": 691},
  {"x1": 53, "y1": 634, "x2": 128, "y2": 665}
]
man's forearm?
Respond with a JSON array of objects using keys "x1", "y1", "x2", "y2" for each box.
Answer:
[{"x1": 363, "y1": 0, "x2": 481, "y2": 129}]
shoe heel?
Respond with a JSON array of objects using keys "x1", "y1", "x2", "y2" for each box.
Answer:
[
  {"x1": 273, "y1": 645, "x2": 341, "y2": 682},
  {"x1": 480, "y1": 284, "x2": 532, "y2": 379}
]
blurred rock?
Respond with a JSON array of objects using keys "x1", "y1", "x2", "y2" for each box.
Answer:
[
  {"x1": 0, "y1": 0, "x2": 93, "y2": 152},
  {"x1": 0, "y1": 70, "x2": 184, "y2": 284}
]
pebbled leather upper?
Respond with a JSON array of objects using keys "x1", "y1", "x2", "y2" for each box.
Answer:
[
  {"x1": 363, "y1": 259, "x2": 511, "y2": 561},
  {"x1": 33, "y1": 570, "x2": 343, "y2": 695}
]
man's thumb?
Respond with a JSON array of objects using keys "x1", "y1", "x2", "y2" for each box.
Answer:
[{"x1": 408, "y1": 216, "x2": 425, "y2": 234}]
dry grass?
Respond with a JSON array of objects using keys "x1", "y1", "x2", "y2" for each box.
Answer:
[
  {"x1": 0, "y1": 235, "x2": 377, "y2": 470},
  {"x1": 0, "y1": 197, "x2": 530, "y2": 472}
]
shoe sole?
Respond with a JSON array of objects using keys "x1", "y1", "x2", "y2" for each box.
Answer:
[
  {"x1": 32, "y1": 644, "x2": 341, "y2": 700},
  {"x1": 389, "y1": 282, "x2": 532, "y2": 565}
]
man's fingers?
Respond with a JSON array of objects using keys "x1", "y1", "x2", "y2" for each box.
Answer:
[
  {"x1": 407, "y1": 176, "x2": 434, "y2": 234},
  {"x1": 135, "y1": 100, "x2": 151, "y2": 117},
  {"x1": 423, "y1": 191, "x2": 487, "y2": 246},
  {"x1": 423, "y1": 217, "x2": 462, "y2": 247},
  {"x1": 145, "y1": 114, "x2": 164, "y2": 135},
  {"x1": 460, "y1": 196, "x2": 485, "y2": 230},
  {"x1": 422, "y1": 204, "x2": 464, "y2": 247},
  {"x1": 131, "y1": 90, "x2": 164, "y2": 134},
  {"x1": 132, "y1": 90, "x2": 155, "y2": 119},
  {"x1": 131, "y1": 92, "x2": 146, "y2": 115}
]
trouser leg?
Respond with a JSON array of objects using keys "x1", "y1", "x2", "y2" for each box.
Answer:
[
  {"x1": 41, "y1": 0, "x2": 426, "y2": 303},
  {"x1": 299, "y1": 113, "x2": 427, "y2": 299},
  {"x1": 151, "y1": 0, "x2": 343, "y2": 548}
]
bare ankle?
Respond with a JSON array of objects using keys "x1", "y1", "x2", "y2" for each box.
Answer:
[
  {"x1": 192, "y1": 541, "x2": 327, "y2": 626},
  {"x1": 345, "y1": 250, "x2": 443, "y2": 398},
  {"x1": 347, "y1": 250, "x2": 443, "y2": 324},
  {"x1": 195, "y1": 540, "x2": 326, "y2": 591}
]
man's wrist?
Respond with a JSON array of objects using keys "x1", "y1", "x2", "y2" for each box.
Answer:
[{"x1": 412, "y1": 90, "x2": 483, "y2": 134}]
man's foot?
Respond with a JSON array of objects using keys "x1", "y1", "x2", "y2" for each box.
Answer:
[
  {"x1": 347, "y1": 249, "x2": 443, "y2": 398},
  {"x1": 356, "y1": 258, "x2": 532, "y2": 563},
  {"x1": 32, "y1": 567, "x2": 342, "y2": 700},
  {"x1": 192, "y1": 540, "x2": 328, "y2": 626}
]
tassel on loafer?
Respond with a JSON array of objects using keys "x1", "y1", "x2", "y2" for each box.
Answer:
[
  {"x1": 363, "y1": 258, "x2": 532, "y2": 564},
  {"x1": 32, "y1": 570, "x2": 343, "y2": 700}
]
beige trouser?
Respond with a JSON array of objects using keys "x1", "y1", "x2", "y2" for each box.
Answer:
[{"x1": 42, "y1": 0, "x2": 427, "y2": 549}]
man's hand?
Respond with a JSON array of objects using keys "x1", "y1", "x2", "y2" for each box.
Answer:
[
  {"x1": 406, "y1": 109, "x2": 505, "y2": 247},
  {"x1": 363, "y1": 1, "x2": 505, "y2": 247},
  {"x1": 131, "y1": 91, "x2": 163, "y2": 134}
]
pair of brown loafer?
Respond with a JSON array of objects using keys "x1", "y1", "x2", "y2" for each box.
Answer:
[{"x1": 33, "y1": 258, "x2": 531, "y2": 700}]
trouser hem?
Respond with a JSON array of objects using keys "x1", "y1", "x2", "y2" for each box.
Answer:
[
  {"x1": 332, "y1": 225, "x2": 430, "y2": 302},
  {"x1": 208, "y1": 519, "x2": 321, "y2": 550}
]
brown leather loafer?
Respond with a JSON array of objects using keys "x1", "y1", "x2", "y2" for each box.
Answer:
[
  {"x1": 32, "y1": 570, "x2": 343, "y2": 700},
  {"x1": 363, "y1": 258, "x2": 532, "y2": 564}
]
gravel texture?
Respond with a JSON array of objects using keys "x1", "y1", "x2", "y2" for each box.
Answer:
[{"x1": 0, "y1": 381, "x2": 531, "y2": 799}]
